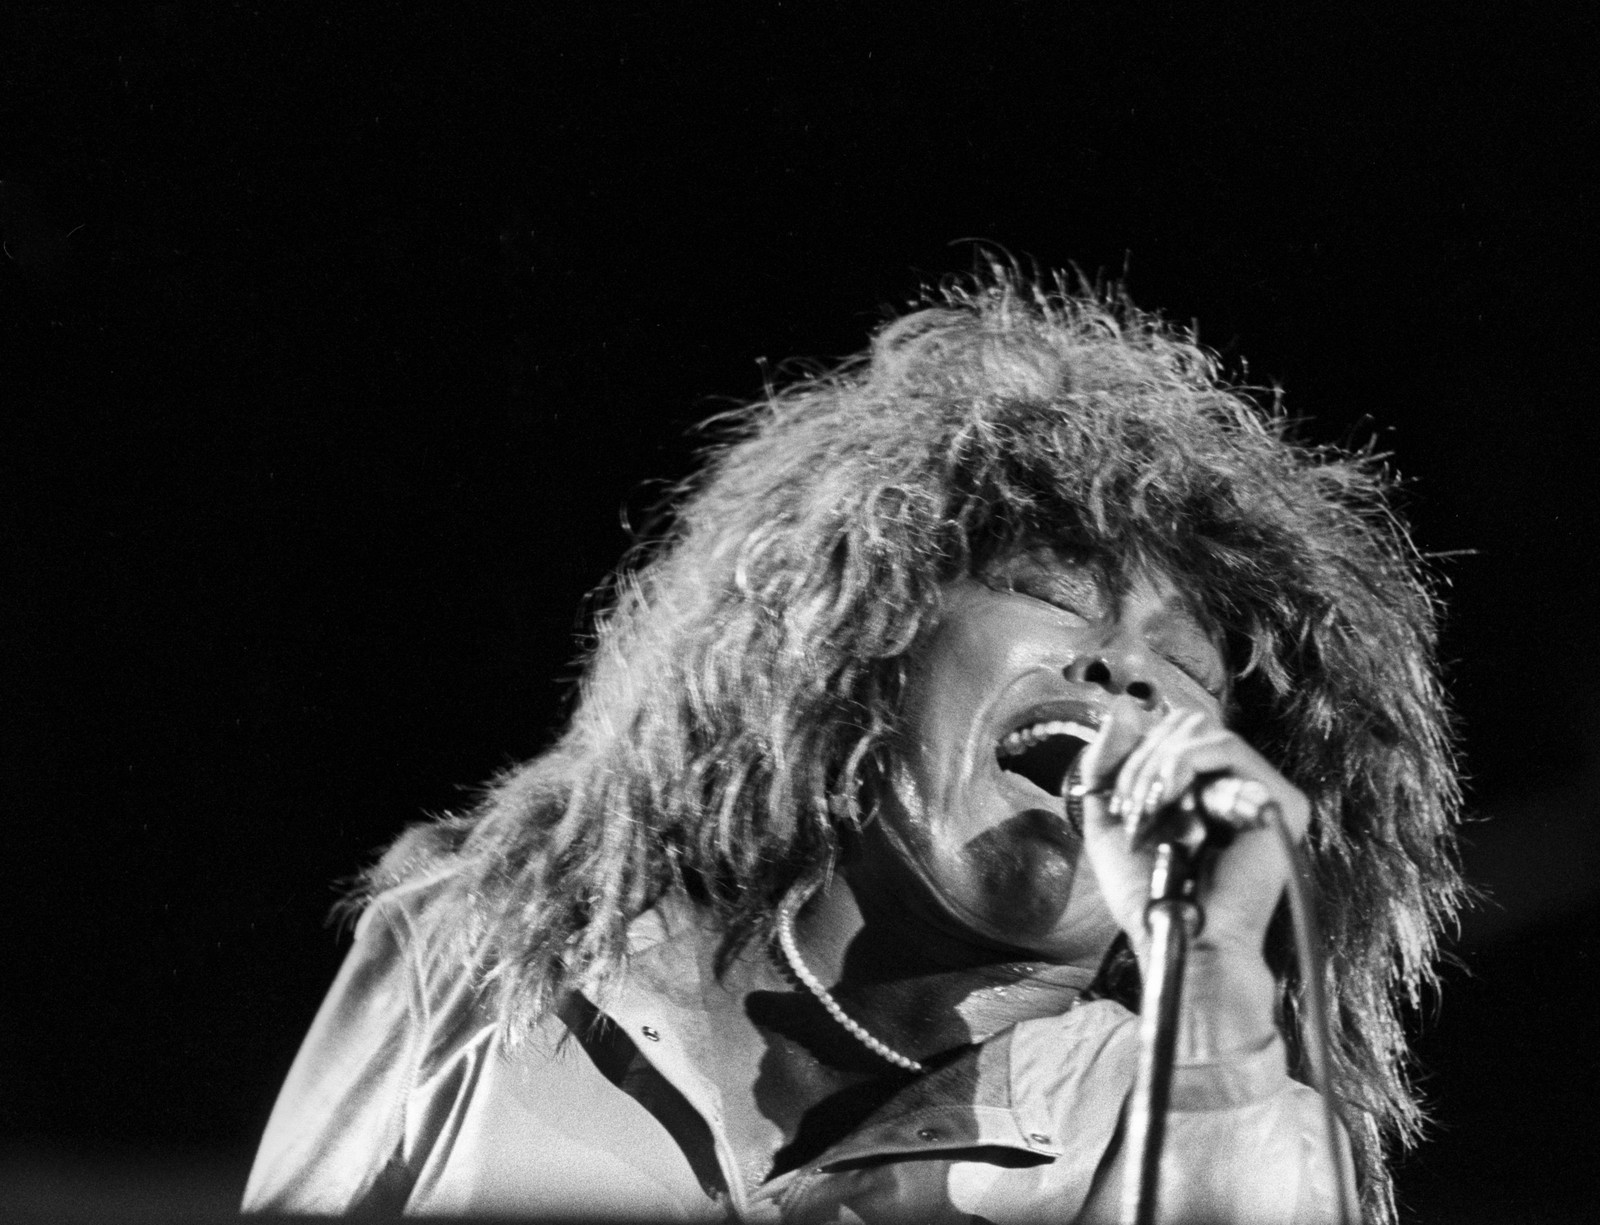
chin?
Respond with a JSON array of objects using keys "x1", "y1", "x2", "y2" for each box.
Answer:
[{"x1": 959, "y1": 814, "x2": 1087, "y2": 933}]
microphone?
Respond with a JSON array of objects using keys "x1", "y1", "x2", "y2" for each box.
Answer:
[
  {"x1": 1064, "y1": 764, "x2": 1275, "y2": 853},
  {"x1": 1148, "y1": 772, "x2": 1275, "y2": 854}
]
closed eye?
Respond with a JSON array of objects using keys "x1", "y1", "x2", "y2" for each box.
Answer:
[
  {"x1": 1007, "y1": 587, "x2": 1093, "y2": 622},
  {"x1": 1163, "y1": 650, "x2": 1227, "y2": 701}
]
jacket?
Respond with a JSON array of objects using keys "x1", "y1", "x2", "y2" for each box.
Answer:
[{"x1": 243, "y1": 873, "x2": 1351, "y2": 1222}]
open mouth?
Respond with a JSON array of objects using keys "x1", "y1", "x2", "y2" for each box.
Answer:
[{"x1": 995, "y1": 719, "x2": 1096, "y2": 800}]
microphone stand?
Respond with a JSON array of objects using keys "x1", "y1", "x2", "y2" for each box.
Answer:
[{"x1": 1121, "y1": 824, "x2": 1206, "y2": 1225}]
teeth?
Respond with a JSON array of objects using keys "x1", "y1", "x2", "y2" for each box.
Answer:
[{"x1": 996, "y1": 719, "x2": 1098, "y2": 758}]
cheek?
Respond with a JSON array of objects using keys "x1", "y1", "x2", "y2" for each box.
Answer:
[{"x1": 904, "y1": 614, "x2": 1020, "y2": 732}]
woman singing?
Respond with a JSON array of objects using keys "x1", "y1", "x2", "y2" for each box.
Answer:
[{"x1": 245, "y1": 271, "x2": 1461, "y2": 1223}]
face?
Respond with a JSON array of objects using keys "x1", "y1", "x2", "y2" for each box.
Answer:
[{"x1": 854, "y1": 546, "x2": 1229, "y2": 968}]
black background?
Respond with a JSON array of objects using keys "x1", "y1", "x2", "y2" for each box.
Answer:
[{"x1": 4, "y1": 3, "x2": 1598, "y2": 1221}]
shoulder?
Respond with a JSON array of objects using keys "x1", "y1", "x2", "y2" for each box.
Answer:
[
  {"x1": 352, "y1": 866, "x2": 501, "y2": 1053},
  {"x1": 240, "y1": 871, "x2": 454, "y2": 1213}
]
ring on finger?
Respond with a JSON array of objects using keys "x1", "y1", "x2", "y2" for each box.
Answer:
[
  {"x1": 1142, "y1": 778, "x2": 1167, "y2": 816},
  {"x1": 1201, "y1": 776, "x2": 1273, "y2": 827}
]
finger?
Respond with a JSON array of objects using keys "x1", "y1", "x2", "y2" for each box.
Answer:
[
  {"x1": 1122, "y1": 710, "x2": 1204, "y2": 817},
  {"x1": 1116, "y1": 709, "x2": 1202, "y2": 837},
  {"x1": 1126, "y1": 719, "x2": 1235, "y2": 815},
  {"x1": 1111, "y1": 708, "x2": 1186, "y2": 824},
  {"x1": 1076, "y1": 699, "x2": 1156, "y2": 796},
  {"x1": 1130, "y1": 718, "x2": 1241, "y2": 849},
  {"x1": 1125, "y1": 712, "x2": 1211, "y2": 847},
  {"x1": 1150, "y1": 723, "x2": 1235, "y2": 807},
  {"x1": 1137, "y1": 730, "x2": 1310, "y2": 841}
]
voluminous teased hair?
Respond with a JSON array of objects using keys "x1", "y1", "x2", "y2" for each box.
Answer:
[{"x1": 359, "y1": 269, "x2": 1461, "y2": 1223}]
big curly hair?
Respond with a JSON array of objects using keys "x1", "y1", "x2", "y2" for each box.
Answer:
[{"x1": 361, "y1": 270, "x2": 1461, "y2": 1223}]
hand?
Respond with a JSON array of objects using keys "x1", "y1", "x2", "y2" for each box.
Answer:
[{"x1": 1075, "y1": 698, "x2": 1310, "y2": 968}]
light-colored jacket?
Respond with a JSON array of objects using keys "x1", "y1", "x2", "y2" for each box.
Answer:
[{"x1": 244, "y1": 875, "x2": 1351, "y2": 1222}]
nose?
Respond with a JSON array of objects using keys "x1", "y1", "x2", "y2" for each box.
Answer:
[{"x1": 1064, "y1": 654, "x2": 1160, "y2": 709}]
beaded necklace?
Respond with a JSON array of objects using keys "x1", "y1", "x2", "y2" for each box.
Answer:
[{"x1": 773, "y1": 879, "x2": 927, "y2": 1074}]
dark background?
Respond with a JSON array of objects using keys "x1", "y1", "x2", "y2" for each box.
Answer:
[{"x1": 4, "y1": 3, "x2": 1597, "y2": 1221}]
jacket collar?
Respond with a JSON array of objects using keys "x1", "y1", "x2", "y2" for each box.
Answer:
[{"x1": 591, "y1": 891, "x2": 1116, "y2": 1172}]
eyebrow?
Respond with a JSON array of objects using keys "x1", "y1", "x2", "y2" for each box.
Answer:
[{"x1": 980, "y1": 545, "x2": 1101, "y2": 588}]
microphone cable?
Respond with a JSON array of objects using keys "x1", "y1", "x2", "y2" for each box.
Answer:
[{"x1": 1265, "y1": 800, "x2": 1358, "y2": 1225}]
